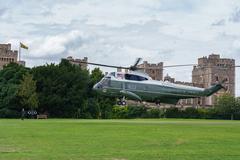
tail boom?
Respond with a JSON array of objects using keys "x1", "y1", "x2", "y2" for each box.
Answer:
[{"x1": 202, "y1": 83, "x2": 225, "y2": 96}]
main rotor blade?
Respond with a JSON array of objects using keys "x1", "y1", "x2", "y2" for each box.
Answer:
[
  {"x1": 79, "y1": 60, "x2": 240, "y2": 70},
  {"x1": 129, "y1": 58, "x2": 142, "y2": 71},
  {"x1": 133, "y1": 58, "x2": 142, "y2": 67},
  {"x1": 163, "y1": 64, "x2": 196, "y2": 68},
  {"x1": 163, "y1": 64, "x2": 240, "y2": 69},
  {"x1": 79, "y1": 61, "x2": 129, "y2": 69}
]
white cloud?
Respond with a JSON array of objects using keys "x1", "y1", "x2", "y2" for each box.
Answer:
[
  {"x1": 233, "y1": 40, "x2": 240, "y2": 50},
  {"x1": 29, "y1": 30, "x2": 85, "y2": 57}
]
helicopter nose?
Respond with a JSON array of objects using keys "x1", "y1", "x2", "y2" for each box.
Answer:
[
  {"x1": 93, "y1": 83, "x2": 101, "y2": 90},
  {"x1": 93, "y1": 83, "x2": 98, "y2": 90}
]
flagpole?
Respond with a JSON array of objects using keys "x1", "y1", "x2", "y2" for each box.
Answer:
[{"x1": 19, "y1": 43, "x2": 21, "y2": 61}]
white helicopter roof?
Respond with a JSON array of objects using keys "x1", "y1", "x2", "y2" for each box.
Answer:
[
  {"x1": 107, "y1": 71, "x2": 204, "y2": 91},
  {"x1": 107, "y1": 71, "x2": 152, "y2": 80}
]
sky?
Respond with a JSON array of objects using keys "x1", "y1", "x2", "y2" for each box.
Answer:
[{"x1": 0, "y1": 0, "x2": 239, "y2": 96}]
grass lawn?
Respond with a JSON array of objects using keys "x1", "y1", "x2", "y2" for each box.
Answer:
[{"x1": 0, "y1": 119, "x2": 240, "y2": 160}]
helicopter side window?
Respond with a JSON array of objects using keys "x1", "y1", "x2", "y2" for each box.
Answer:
[
  {"x1": 125, "y1": 74, "x2": 148, "y2": 81},
  {"x1": 117, "y1": 73, "x2": 124, "y2": 79}
]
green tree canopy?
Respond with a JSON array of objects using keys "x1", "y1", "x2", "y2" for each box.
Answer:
[
  {"x1": 31, "y1": 60, "x2": 90, "y2": 117},
  {"x1": 215, "y1": 93, "x2": 240, "y2": 120},
  {"x1": 0, "y1": 63, "x2": 29, "y2": 117},
  {"x1": 18, "y1": 73, "x2": 38, "y2": 110},
  {"x1": 90, "y1": 68, "x2": 104, "y2": 85}
]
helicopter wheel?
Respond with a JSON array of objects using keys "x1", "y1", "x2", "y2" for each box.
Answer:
[
  {"x1": 121, "y1": 101, "x2": 127, "y2": 106},
  {"x1": 117, "y1": 100, "x2": 126, "y2": 106},
  {"x1": 155, "y1": 100, "x2": 161, "y2": 106},
  {"x1": 117, "y1": 97, "x2": 127, "y2": 106},
  {"x1": 117, "y1": 101, "x2": 122, "y2": 105}
]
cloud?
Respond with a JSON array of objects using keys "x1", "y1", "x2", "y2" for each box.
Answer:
[
  {"x1": 212, "y1": 19, "x2": 225, "y2": 26},
  {"x1": 27, "y1": 31, "x2": 88, "y2": 59},
  {"x1": 233, "y1": 40, "x2": 240, "y2": 50},
  {"x1": 229, "y1": 7, "x2": 240, "y2": 23},
  {"x1": 0, "y1": 8, "x2": 7, "y2": 17}
]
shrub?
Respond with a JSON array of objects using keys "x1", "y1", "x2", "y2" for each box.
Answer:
[
  {"x1": 112, "y1": 105, "x2": 128, "y2": 119},
  {"x1": 183, "y1": 107, "x2": 200, "y2": 118},
  {"x1": 127, "y1": 105, "x2": 147, "y2": 118},
  {"x1": 146, "y1": 108, "x2": 164, "y2": 118},
  {"x1": 165, "y1": 107, "x2": 182, "y2": 118},
  {"x1": 0, "y1": 108, "x2": 20, "y2": 118}
]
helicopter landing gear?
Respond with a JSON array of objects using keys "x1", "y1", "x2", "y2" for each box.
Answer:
[
  {"x1": 117, "y1": 97, "x2": 127, "y2": 106},
  {"x1": 155, "y1": 100, "x2": 161, "y2": 106}
]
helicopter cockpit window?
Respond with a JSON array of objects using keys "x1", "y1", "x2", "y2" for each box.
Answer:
[
  {"x1": 109, "y1": 72, "x2": 115, "y2": 77},
  {"x1": 125, "y1": 74, "x2": 148, "y2": 81},
  {"x1": 99, "y1": 77, "x2": 110, "y2": 87}
]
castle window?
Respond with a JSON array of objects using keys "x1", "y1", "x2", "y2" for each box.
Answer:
[
  {"x1": 225, "y1": 77, "x2": 229, "y2": 82},
  {"x1": 215, "y1": 76, "x2": 219, "y2": 82}
]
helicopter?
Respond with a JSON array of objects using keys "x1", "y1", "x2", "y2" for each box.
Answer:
[{"x1": 81, "y1": 58, "x2": 226, "y2": 105}]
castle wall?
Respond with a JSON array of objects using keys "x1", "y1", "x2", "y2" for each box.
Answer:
[
  {"x1": 137, "y1": 61, "x2": 163, "y2": 80},
  {"x1": 66, "y1": 56, "x2": 88, "y2": 70}
]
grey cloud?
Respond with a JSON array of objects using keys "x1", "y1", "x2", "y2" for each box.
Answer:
[
  {"x1": 229, "y1": 7, "x2": 240, "y2": 23},
  {"x1": 212, "y1": 19, "x2": 225, "y2": 26},
  {"x1": 157, "y1": 49, "x2": 174, "y2": 57},
  {"x1": 25, "y1": 23, "x2": 69, "y2": 35},
  {"x1": 121, "y1": 20, "x2": 168, "y2": 33},
  {"x1": 157, "y1": 0, "x2": 201, "y2": 12},
  {"x1": 40, "y1": 9, "x2": 54, "y2": 17},
  {"x1": 0, "y1": 8, "x2": 8, "y2": 17}
]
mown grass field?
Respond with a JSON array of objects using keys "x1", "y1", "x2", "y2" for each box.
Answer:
[{"x1": 0, "y1": 119, "x2": 240, "y2": 160}]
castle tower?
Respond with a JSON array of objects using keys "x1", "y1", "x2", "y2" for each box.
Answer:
[
  {"x1": 192, "y1": 54, "x2": 235, "y2": 106},
  {"x1": 0, "y1": 43, "x2": 19, "y2": 69}
]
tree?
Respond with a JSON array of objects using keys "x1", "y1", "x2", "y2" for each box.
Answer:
[
  {"x1": 90, "y1": 68, "x2": 104, "y2": 85},
  {"x1": 18, "y1": 73, "x2": 38, "y2": 110},
  {"x1": 0, "y1": 63, "x2": 29, "y2": 117},
  {"x1": 31, "y1": 60, "x2": 90, "y2": 118},
  {"x1": 215, "y1": 93, "x2": 240, "y2": 120}
]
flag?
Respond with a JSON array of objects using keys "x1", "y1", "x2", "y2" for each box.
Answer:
[{"x1": 20, "y1": 42, "x2": 28, "y2": 50}]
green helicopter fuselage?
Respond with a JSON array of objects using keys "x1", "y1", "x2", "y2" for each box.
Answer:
[{"x1": 93, "y1": 71, "x2": 224, "y2": 104}]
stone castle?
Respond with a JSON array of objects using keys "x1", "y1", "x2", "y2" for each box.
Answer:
[
  {"x1": 192, "y1": 54, "x2": 235, "y2": 106},
  {"x1": 165, "y1": 54, "x2": 235, "y2": 107},
  {"x1": 0, "y1": 43, "x2": 18, "y2": 69},
  {"x1": 0, "y1": 43, "x2": 26, "y2": 69},
  {"x1": 66, "y1": 56, "x2": 88, "y2": 70}
]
